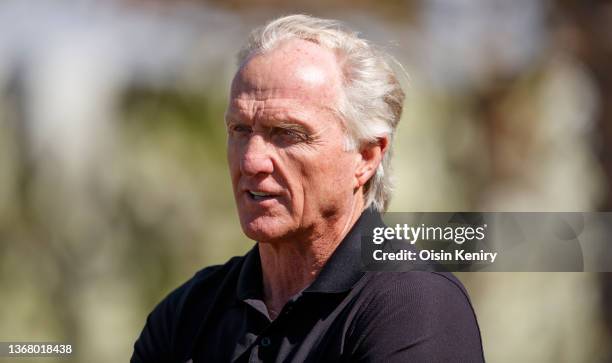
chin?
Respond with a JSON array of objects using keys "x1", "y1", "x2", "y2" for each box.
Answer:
[{"x1": 239, "y1": 214, "x2": 292, "y2": 243}]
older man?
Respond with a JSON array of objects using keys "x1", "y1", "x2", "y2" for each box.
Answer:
[{"x1": 132, "y1": 14, "x2": 484, "y2": 362}]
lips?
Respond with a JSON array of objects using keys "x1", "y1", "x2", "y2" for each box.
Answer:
[
  {"x1": 245, "y1": 189, "x2": 280, "y2": 201},
  {"x1": 249, "y1": 190, "x2": 273, "y2": 200}
]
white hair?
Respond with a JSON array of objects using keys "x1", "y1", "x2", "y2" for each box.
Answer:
[{"x1": 237, "y1": 14, "x2": 405, "y2": 212}]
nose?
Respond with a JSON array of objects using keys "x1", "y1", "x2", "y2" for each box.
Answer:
[{"x1": 240, "y1": 134, "x2": 274, "y2": 176}]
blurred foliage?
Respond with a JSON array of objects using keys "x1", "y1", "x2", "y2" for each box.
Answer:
[
  {"x1": 121, "y1": 87, "x2": 228, "y2": 161},
  {"x1": 204, "y1": 0, "x2": 418, "y2": 23}
]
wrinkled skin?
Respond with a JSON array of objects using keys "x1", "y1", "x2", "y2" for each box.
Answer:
[{"x1": 225, "y1": 38, "x2": 385, "y2": 316}]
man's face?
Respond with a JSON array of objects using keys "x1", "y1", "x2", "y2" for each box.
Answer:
[{"x1": 225, "y1": 39, "x2": 360, "y2": 243}]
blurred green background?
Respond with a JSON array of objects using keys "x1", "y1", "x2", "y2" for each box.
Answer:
[{"x1": 1, "y1": 0, "x2": 611, "y2": 362}]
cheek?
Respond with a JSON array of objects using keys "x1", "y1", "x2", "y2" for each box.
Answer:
[
  {"x1": 323, "y1": 145, "x2": 355, "y2": 178},
  {"x1": 227, "y1": 142, "x2": 241, "y2": 172},
  {"x1": 299, "y1": 150, "x2": 356, "y2": 197}
]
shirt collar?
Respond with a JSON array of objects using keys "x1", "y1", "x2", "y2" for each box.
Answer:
[
  {"x1": 236, "y1": 207, "x2": 383, "y2": 300},
  {"x1": 236, "y1": 245, "x2": 264, "y2": 301}
]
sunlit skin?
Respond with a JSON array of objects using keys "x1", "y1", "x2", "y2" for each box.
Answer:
[{"x1": 226, "y1": 39, "x2": 387, "y2": 318}]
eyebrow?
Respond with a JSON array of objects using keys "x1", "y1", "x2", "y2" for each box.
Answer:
[
  {"x1": 225, "y1": 112, "x2": 314, "y2": 134},
  {"x1": 273, "y1": 121, "x2": 310, "y2": 134}
]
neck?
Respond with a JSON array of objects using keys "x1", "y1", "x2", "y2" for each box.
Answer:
[{"x1": 258, "y1": 198, "x2": 364, "y2": 320}]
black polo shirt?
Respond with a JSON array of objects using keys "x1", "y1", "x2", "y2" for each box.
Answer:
[{"x1": 132, "y1": 208, "x2": 485, "y2": 362}]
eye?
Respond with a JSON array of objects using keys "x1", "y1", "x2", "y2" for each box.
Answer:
[
  {"x1": 272, "y1": 127, "x2": 307, "y2": 143},
  {"x1": 228, "y1": 124, "x2": 252, "y2": 135}
]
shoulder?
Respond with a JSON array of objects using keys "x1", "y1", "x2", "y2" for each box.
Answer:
[
  {"x1": 345, "y1": 271, "x2": 484, "y2": 361},
  {"x1": 131, "y1": 255, "x2": 246, "y2": 363},
  {"x1": 158, "y1": 255, "x2": 244, "y2": 314},
  {"x1": 365, "y1": 270, "x2": 472, "y2": 302},
  {"x1": 356, "y1": 271, "x2": 471, "y2": 306},
  {"x1": 181, "y1": 255, "x2": 244, "y2": 298},
  {"x1": 356, "y1": 271, "x2": 479, "y2": 325},
  {"x1": 155, "y1": 254, "x2": 246, "y2": 331}
]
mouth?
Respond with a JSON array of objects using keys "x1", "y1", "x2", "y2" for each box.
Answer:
[{"x1": 247, "y1": 190, "x2": 278, "y2": 201}]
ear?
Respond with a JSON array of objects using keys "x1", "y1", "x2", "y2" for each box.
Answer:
[{"x1": 354, "y1": 136, "x2": 389, "y2": 189}]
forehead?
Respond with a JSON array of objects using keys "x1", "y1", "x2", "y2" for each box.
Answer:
[{"x1": 229, "y1": 39, "x2": 344, "y2": 116}]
